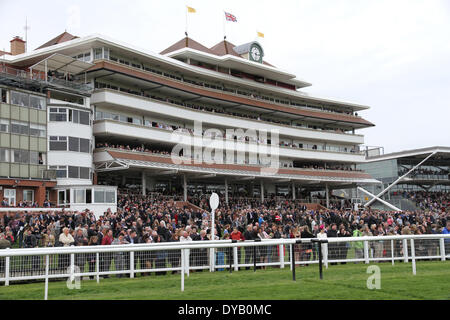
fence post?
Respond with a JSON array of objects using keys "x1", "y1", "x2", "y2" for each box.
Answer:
[
  {"x1": 402, "y1": 239, "x2": 408, "y2": 263},
  {"x1": 279, "y1": 244, "x2": 285, "y2": 269},
  {"x1": 44, "y1": 254, "x2": 49, "y2": 300},
  {"x1": 96, "y1": 252, "x2": 100, "y2": 283},
  {"x1": 209, "y1": 248, "x2": 215, "y2": 272},
  {"x1": 363, "y1": 240, "x2": 369, "y2": 264},
  {"x1": 410, "y1": 239, "x2": 416, "y2": 275},
  {"x1": 181, "y1": 249, "x2": 184, "y2": 292},
  {"x1": 439, "y1": 238, "x2": 446, "y2": 261},
  {"x1": 130, "y1": 251, "x2": 134, "y2": 279},
  {"x1": 229, "y1": 245, "x2": 232, "y2": 273},
  {"x1": 233, "y1": 246, "x2": 238, "y2": 271},
  {"x1": 5, "y1": 248, "x2": 9, "y2": 286},
  {"x1": 70, "y1": 253, "x2": 75, "y2": 280},
  {"x1": 291, "y1": 243, "x2": 296, "y2": 281},
  {"x1": 253, "y1": 246, "x2": 257, "y2": 272},
  {"x1": 391, "y1": 240, "x2": 395, "y2": 266}
]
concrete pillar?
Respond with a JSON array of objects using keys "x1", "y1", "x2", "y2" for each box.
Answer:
[
  {"x1": 183, "y1": 174, "x2": 187, "y2": 202},
  {"x1": 325, "y1": 184, "x2": 330, "y2": 208},
  {"x1": 292, "y1": 181, "x2": 296, "y2": 200},
  {"x1": 141, "y1": 171, "x2": 146, "y2": 196},
  {"x1": 225, "y1": 178, "x2": 229, "y2": 205},
  {"x1": 121, "y1": 175, "x2": 126, "y2": 186},
  {"x1": 261, "y1": 180, "x2": 264, "y2": 202}
]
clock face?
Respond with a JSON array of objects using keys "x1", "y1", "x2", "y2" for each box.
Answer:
[{"x1": 250, "y1": 46, "x2": 261, "y2": 62}]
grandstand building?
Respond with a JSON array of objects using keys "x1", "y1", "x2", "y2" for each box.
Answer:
[
  {"x1": 0, "y1": 31, "x2": 380, "y2": 214},
  {"x1": 354, "y1": 146, "x2": 450, "y2": 211}
]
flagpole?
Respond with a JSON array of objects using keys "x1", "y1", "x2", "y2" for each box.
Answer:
[
  {"x1": 223, "y1": 10, "x2": 226, "y2": 39},
  {"x1": 185, "y1": 6, "x2": 188, "y2": 36}
]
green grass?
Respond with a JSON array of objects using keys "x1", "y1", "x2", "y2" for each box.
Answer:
[{"x1": 0, "y1": 260, "x2": 449, "y2": 300}]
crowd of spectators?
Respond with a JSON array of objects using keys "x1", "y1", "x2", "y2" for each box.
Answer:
[
  {"x1": 0, "y1": 193, "x2": 448, "y2": 274},
  {"x1": 398, "y1": 190, "x2": 450, "y2": 211},
  {"x1": 398, "y1": 168, "x2": 449, "y2": 177}
]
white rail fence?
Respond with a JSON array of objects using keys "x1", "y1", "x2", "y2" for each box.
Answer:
[{"x1": 0, "y1": 234, "x2": 448, "y2": 299}]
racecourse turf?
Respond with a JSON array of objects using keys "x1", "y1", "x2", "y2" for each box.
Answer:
[{"x1": 0, "y1": 260, "x2": 449, "y2": 300}]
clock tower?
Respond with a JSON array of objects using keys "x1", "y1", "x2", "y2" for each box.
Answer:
[{"x1": 233, "y1": 41, "x2": 265, "y2": 64}]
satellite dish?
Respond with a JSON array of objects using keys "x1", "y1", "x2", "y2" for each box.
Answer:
[{"x1": 209, "y1": 192, "x2": 219, "y2": 211}]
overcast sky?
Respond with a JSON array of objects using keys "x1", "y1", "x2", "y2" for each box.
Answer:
[{"x1": 1, "y1": 0, "x2": 449, "y2": 154}]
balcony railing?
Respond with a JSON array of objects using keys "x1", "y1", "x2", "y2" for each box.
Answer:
[{"x1": 0, "y1": 65, "x2": 92, "y2": 94}]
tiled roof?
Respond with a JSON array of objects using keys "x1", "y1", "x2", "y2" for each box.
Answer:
[
  {"x1": 160, "y1": 37, "x2": 214, "y2": 55},
  {"x1": 36, "y1": 31, "x2": 78, "y2": 50},
  {"x1": 209, "y1": 40, "x2": 240, "y2": 57}
]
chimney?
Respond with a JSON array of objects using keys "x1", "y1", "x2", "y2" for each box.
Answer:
[{"x1": 10, "y1": 36, "x2": 26, "y2": 56}]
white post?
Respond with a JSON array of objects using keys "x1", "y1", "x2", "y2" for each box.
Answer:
[
  {"x1": 325, "y1": 184, "x2": 330, "y2": 208},
  {"x1": 279, "y1": 244, "x2": 285, "y2": 268},
  {"x1": 70, "y1": 253, "x2": 75, "y2": 279},
  {"x1": 142, "y1": 172, "x2": 146, "y2": 196},
  {"x1": 181, "y1": 249, "x2": 185, "y2": 292},
  {"x1": 210, "y1": 208, "x2": 215, "y2": 272},
  {"x1": 410, "y1": 239, "x2": 416, "y2": 275},
  {"x1": 183, "y1": 174, "x2": 187, "y2": 202},
  {"x1": 364, "y1": 240, "x2": 369, "y2": 264},
  {"x1": 261, "y1": 180, "x2": 264, "y2": 202},
  {"x1": 289, "y1": 244, "x2": 293, "y2": 271},
  {"x1": 225, "y1": 178, "x2": 229, "y2": 205},
  {"x1": 292, "y1": 182, "x2": 295, "y2": 200},
  {"x1": 130, "y1": 251, "x2": 134, "y2": 278},
  {"x1": 96, "y1": 252, "x2": 100, "y2": 283},
  {"x1": 402, "y1": 239, "x2": 408, "y2": 263},
  {"x1": 233, "y1": 246, "x2": 238, "y2": 271},
  {"x1": 44, "y1": 255, "x2": 49, "y2": 300},
  {"x1": 391, "y1": 240, "x2": 395, "y2": 266},
  {"x1": 439, "y1": 238, "x2": 446, "y2": 261},
  {"x1": 5, "y1": 249, "x2": 9, "y2": 286}
]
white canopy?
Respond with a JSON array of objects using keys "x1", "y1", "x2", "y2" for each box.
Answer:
[{"x1": 29, "y1": 53, "x2": 93, "y2": 74}]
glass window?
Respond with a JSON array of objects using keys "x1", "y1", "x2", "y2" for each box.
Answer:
[
  {"x1": 30, "y1": 95, "x2": 46, "y2": 110},
  {"x1": 11, "y1": 120, "x2": 29, "y2": 135},
  {"x1": 105, "y1": 191, "x2": 115, "y2": 203},
  {"x1": 68, "y1": 137, "x2": 80, "y2": 152},
  {"x1": 56, "y1": 166, "x2": 67, "y2": 178},
  {"x1": 0, "y1": 119, "x2": 9, "y2": 133},
  {"x1": 0, "y1": 148, "x2": 9, "y2": 162},
  {"x1": 49, "y1": 136, "x2": 67, "y2": 151},
  {"x1": 94, "y1": 48, "x2": 102, "y2": 60},
  {"x1": 103, "y1": 48, "x2": 110, "y2": 60},
  {"x1": 12, "y1": 149, "x2": 29, "y2": 163},
  {"x1": 29, "y1": 124, "x2": 46, "y2": 137},
  {"x1": 80, "y1": 167, "x2": 90, "y2": 179},
  {"x1": 79, "y1": 138, "x2": 90, "y2": 153},
  {"x1": 68, "y1": 166, "x2": 79, "y2": 178},
  {"x1": 30, "y1": 151, "x2": 39, "y2": 164},
  {"x1": 74, "y1": 189, "x2": 85, "y2": 203},
  {"x1": 94, "y1": 190, "x2": 105, "y2": 203},
  {"x1": 4, "y1": 189, "x2": 16, "y2": 206},
  {"x1": 49, "y1": 108, "x2": 67, "y2": 121},
  {"x1": 1, "y1": 88, "x2": 6, "y2": 103},
  {"x1": 23, "y1": 190, "x2": 34, "y2": 202},
  {"x1": 79, "y1": 111, "x2": 90, "y2": 125},
  {"x1": 11, "y1": 91, "x2": 29, "y2": 107}
]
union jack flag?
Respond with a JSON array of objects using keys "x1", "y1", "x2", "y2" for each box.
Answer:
[{"x1": 225, "y1": 12, "x2": 237, "y2": 22}]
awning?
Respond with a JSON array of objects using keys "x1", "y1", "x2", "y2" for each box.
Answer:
[{"x1": 29, "y1": 53, "x2": 94, "y2": 74}]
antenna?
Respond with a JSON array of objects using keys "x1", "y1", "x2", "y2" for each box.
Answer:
[{"x1": 24, "y1": 17, "x2": 31, "y2": 52}]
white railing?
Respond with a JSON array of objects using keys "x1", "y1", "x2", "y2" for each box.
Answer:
[{"x1": 0, "y1": 234, "x2": 448, "y2": 299}]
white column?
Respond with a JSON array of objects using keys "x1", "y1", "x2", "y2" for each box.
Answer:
[
  {"x1": 183, "y1": 174, "x2": 187, "y2": 202},
  {"x1": 225, "y1": 178, "x2": 229, "y2": 205},
  {"x1": 325, "y1": 184, "x2": 330, "y2": 208},
  {"x1": 261, "y1": 180, "x2": 264, "y2": 202},
  {"x1": 292, "y1": 181, "x2": 296, "y2": 200},
  {"x1": 141, "y1": 172, "x2": 146, "y2": 196}
]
